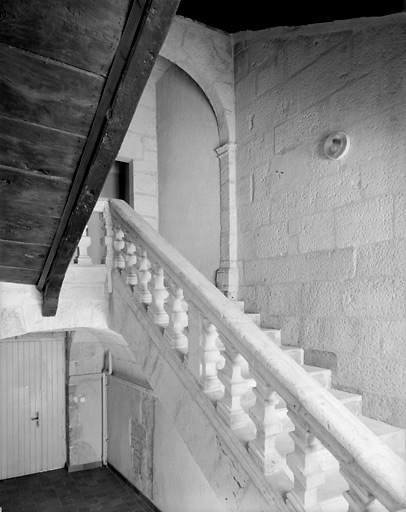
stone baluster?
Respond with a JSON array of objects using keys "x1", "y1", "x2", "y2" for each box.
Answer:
[
  {"x1": 248, "y1": 374, "x2": 284, "y2": 474},
  {"x1": 113, "y1": 227, "x2": 125, "y2": 271},
  {"x1": 77, "y1": 225, "x2": 92, "y2": 265},
  {"x1": 341, "y1": 467, "x2": 381, "y2": 512},
  {"x1": 124, "y1": 240, "x2": 137, "y2": 288},
  {"x1": 134, "y1": 245, "x2": 152, "y2": 305},
  {"x1": 216, "y1": 342, "x2": 251, "y2": 430},
  {"x1": 200, "y1": 320, "x2": 224, "y2": 398},
  {"x1": 185, "y1": 302, "x2": 203, "y2": 380},
  {"x1": 164, "y1": 281, "x2": 188, "y2": 354},
  {"x1": 148, "y1": 263, "x2": 169, "y2": 327},
  {"x1": 286, "y1": 410, "x2": 325, "y2": 512},
  {"x1": 103, "y1": 203, "x2": 114, "y2": 292}
]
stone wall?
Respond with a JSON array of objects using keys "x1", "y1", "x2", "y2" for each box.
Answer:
[
  {"x1": 234, "y1": 14, "x2": 406, "y2": 427},
  {"x1": 117, "y1": 58, "x2": 169, "y2": 229},
  {"x1": 117, "y1": 15, "x2": 235, "y2": 233},
  {"x1": 156, "y1": 64, "x2": 221, "y2": 282},
  {"x1": 107, "y1": 378, "x2": 155, "y2": 499}
]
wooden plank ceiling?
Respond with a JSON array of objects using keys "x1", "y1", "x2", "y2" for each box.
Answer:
[{"x1": 0, "y1": 0, "x2": 180, "y2": 315}]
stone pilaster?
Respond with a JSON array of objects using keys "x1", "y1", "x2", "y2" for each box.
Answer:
[{"x1": 215, "y1": 142, "x2": 238, "y2": 299}]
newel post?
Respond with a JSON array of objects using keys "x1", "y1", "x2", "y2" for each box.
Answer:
[{"x1": 215, "y1": 142, "x2": 238, "y2": 300}]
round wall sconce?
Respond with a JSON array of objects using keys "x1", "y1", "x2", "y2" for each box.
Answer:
[{"x1": 323, "y1": 132, "x2": 350, "y2": 160}]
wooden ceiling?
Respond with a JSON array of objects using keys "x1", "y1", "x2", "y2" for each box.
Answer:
[{"x1": 0, "y1": 0, "x2": 180, "y2": 315}]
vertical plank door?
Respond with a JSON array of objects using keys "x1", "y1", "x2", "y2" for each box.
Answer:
[{"x1": 0, "y1": 333, "x2": 66, "y2": 479}]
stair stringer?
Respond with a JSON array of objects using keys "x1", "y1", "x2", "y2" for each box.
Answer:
[{"x1": 110, "y1": 271, "x2": 290, "y2": 512}]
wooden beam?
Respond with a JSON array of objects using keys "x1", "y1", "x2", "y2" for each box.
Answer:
[
  {"x1": 0, "y1": 166, "x2": 70, "y2": 215},
  {"x1": 0, "y1": 266, "x2": 39, "y2": 285},
  {"x1": 0, "y1": 240, "x2": 50, "y2": 271},
  {"x1": 0, "y1": 205, "x2": 60, "y2": 244},
  {"x1": 0, "y1": 115, "x2": 86, "y2": 179},
  {"x1": 0, "y1": 0, "x2": 132, "y2": 76},
  {"x1": 0, "y1": 43, "x2": 104, "y2": 136},
  {"x1": 38, "y1": 0, "x2": 181, "y2": 316}
]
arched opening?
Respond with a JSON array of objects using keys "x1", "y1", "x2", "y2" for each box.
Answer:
[{"x1": 156, "y1": 64, "x2": 221, "y2": 283}]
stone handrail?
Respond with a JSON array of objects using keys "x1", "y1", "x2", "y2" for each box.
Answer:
[{"x1": 109, "y1": 198, "x2": 406, "y2": 511}]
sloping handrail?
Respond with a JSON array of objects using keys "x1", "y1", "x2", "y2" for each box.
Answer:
[{"x1": 110, "y1": 198, "x2": 406, "y2": 510}]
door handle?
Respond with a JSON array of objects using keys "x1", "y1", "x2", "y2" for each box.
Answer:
[{"x1": 31, "y1": 411, "x2": 39, "y2": 427}]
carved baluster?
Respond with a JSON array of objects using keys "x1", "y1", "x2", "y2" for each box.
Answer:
[
  {"x1": 103, "y1": 203, "x2": 114, "y2": 292},
  {"x1": 134, "y1": 245, "x2": 152, "y2": 305},
  {"x1": 124, "y1": 240, "x2": 137, "y2": 288},
  {"x1": 248, "y1": 375, "x2": 284, "y2": 474},
  {"x1": 185, "y1": 302, "x2": 203, "y2": 380},
  {"x1": 164, "y1": 281, "x2": 188, "y2": 354},
  {"x1": 341, "y1": 468, "x2": 381, "y2": 512},
  {"x1": 200, "y1": 320, "x2": 224, "y2": 398},
  {"x1": 113, "y1": 227, "x2": 125, "y2": 271},
  {"x1": 77, "y1": 225, "x2": 92, "y2": 265},
  {"x1": 286, "y1": 410, "x2": 325, "y2": 512},
  {"x1": 148, "y1": 264, "x2": 169, "y2": 327},
  {"x1": 216, "y1": 342, "x2": 250, "y2": 430}
]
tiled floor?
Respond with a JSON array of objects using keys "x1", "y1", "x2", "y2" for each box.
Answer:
[{"x1": 0, "y1": 466, "x2": 159, "y2": 512}]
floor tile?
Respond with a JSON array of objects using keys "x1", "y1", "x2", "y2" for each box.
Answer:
[{"x1": 0, "y1": 467, "x2": 159, "y2": 512}]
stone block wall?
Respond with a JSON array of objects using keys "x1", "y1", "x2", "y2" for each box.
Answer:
[
  {"x1": 234, "y1": 14, "x2": 406, "y2": 427},
  {"x1": 117, "y1": 59, "x2": 171, "y2": 229}
]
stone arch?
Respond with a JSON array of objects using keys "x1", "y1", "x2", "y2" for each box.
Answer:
[{"x1": 159, "y1": 17, "x2": 235, "y2": 145}]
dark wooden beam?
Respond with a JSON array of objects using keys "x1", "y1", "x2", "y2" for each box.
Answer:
[
  {"x1": 0, "y1": 0, "x2": 131, "y2": 76},
  {"x1": 0, "y1": 43, "x2": 104, "y2": 136},
  {"x1": 0, "y1": 266, "x2": 40, "y2": 285},
  {"x1": 0, "y1": 206, "x2": 60, "y2": 244},
  {"x1": 38, "y1": 0, "x2": 181, "y2": 316},
  {"x1": 0, "y1": 240, "x2": 50, "y2": 271},
  {"x1": 0, "y1": 166, "x2": 70, "y2": 213},
  {"x1": 0, "y1": 115, "x2": 86, "y2": 179}
]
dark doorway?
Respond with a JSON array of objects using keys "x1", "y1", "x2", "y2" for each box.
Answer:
[{"x1": 101, "y1": 160, "x2": 131, "y2": 204}]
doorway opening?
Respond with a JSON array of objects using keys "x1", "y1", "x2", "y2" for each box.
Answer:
[{"x1": 100, "y1": 160, "x2": 132, "y2": 205}]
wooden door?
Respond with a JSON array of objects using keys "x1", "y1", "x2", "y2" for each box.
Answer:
[{"x1": 0, "y1": 333, "x2": 66, "y2": 479}]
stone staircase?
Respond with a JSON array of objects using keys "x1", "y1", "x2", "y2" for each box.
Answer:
[
  {"x1": 239, "y1": 302, "x2": 406, "y2": 510},
  {"x1": 108, "y1": 199, "x2": 406, "y2": 511}
]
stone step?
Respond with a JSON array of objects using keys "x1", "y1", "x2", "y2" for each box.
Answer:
[
  {"x1": 328, "y1": 389, "x2": 363, "y2": 416},
  {"x1": 280, "y1": 345, "x2": 304, "y2": 365},
  {"x1": 359, "y1": 416, "x2": 406, "y2": 453},
  {"x1": 261, "y1": 328, "x2": 281, "y2": 345},
  {"x1": 303, "y1": 364, "x2": 332, "y2": 389},
  {"x1": 232, "y1": 300, "x2": 245, "y2": 312},
  {"x1": 245, "y1": 313, "x2": 261, "y2": 327}
]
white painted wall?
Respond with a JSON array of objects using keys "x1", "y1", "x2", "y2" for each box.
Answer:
[
  {"x1": 0, "y1": 266, "x2": 109, "y2": 341},
  {"x1": 157, "y1": 65, "x2": 221, "y2": 283},
  {"x1": 234, "y1": 14, "x2": 406, "y2": 428}
]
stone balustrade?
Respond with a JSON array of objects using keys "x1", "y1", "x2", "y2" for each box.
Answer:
[
  {"x1": 76, "y1": 198, "x2": 406, "y2": 512},
  {"x1": 71, "y1": 199, "x2": 108, "y2": 266}
]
